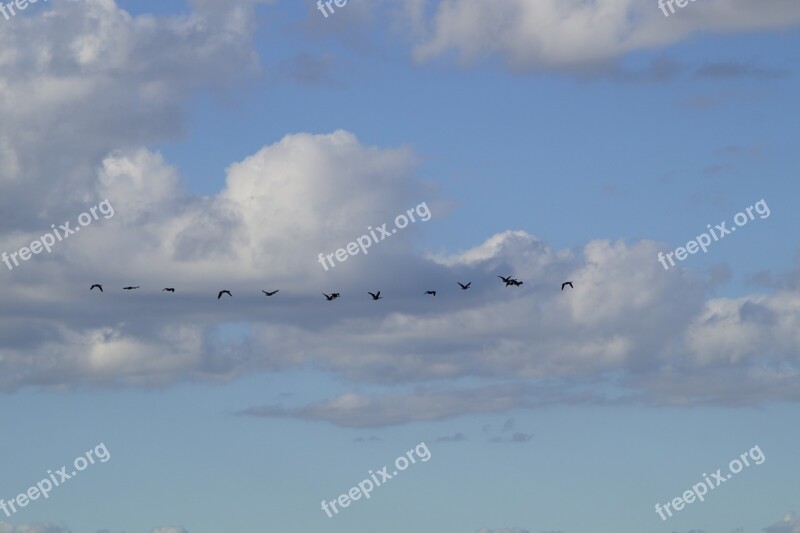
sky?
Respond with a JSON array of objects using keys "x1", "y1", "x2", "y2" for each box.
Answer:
[{"x1": 0, "y1": 0, "x2": 799, "y2": 532}]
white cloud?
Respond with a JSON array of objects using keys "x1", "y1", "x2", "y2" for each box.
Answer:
[
  {"x1": 405, "y1": 0, "x2": 800, "y2": 71},
  {"x1": 0, "y1": 0, "x2": 266, "y2": 229},
  {"x1": 0, "y1": 0, "x2": 799, "y2": 417}
]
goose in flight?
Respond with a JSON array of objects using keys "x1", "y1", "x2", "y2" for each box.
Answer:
[
  {"x1": 162, "y1": 288, "x2": 175, "y2": 292},
  {"x1": 323, "y1": 293, "x2": 337, "y2": 301},
  {"x1": 90, "y1": 284, "x2": 103, "y2": 292},
  {"x1": 218, "y1": 290, "x2": 232, "y2": 299},
  {"x1": 262, "y1": 290, "x2": 279, "y2": 296},
  {"x1": 457, "y1": 282, "x2": 471, "y2": 290},
  {"x1": 561, "y1": 281, "x2": 573, "y2": 291},
  {"x1": 123, "y1": 286, "x2": 139, "y2": 290},
  {"x1": 368, "y1": 291, "x2": 382, "y2": 300},
  {"x1": 424, "y1": 290, "x2": 437, "y2": 296}
]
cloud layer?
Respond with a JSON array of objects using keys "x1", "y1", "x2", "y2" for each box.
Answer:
[{"x1": 0, "y1": 1, "x2": 798, "y2": 426}]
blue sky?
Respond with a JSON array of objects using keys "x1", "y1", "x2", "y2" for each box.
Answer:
[{"x1": 0, "y1": 1, "x2": 799, "y2": 533}]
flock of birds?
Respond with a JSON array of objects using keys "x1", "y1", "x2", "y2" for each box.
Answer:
[{"x1": 88, "y1": 277, "x2": 575, "y2": 300}]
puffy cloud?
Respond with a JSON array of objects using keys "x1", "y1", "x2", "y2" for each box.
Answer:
[
  {"x1": 0, "y1": 128, "x2": 429, "y2": 390},
  {"x1": 1, "y1": 2, "x2": 799, "y2": 417},
  {"x1": 0, "y1": 0, "x2": 266, "y2": 230},
  {"x1": 404, "y1": 0, "x2": 800, "y2": 72}
]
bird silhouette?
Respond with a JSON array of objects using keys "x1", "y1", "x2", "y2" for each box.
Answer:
[
  {"x1": 561, "y1": 281, "x2": 573, "y2": 291},
  {"x1": 86, "y1": 272, "x2": 551, "y2": 305}
]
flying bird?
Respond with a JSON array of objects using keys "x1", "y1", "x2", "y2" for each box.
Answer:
[
  {"x1": 323, "y1": 293, "x2": 337, "y2": 301},
  {"x1": 424, "y1": 290, "x2": 437, "y2": 296},
  {"x1": 368, "y1": 291, "x2": 382, "y2": 300},
  {"x1": 218, "y1": 290, "x2": 232, "y2": 299},
  {"x1": 90, "y1": 284, "x2": 103, "y2": 292},
  {"x1": 561, "y1": 281, "x2": 573, "y2": 291},
  {"x1": 162, "y1": 288, "x2": 175, "y2": 292},
  {"x1": 262, "y1": 290, "x2": 279, "y2": 296},
  {"x1": 123, "y1": 286, "x2": 139, "y2": 290},
  {"x1": 457, "y1": 282, "x2": 471, "y2": 290}
]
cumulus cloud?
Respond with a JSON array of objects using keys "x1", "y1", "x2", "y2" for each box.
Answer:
[
  {"x1": 0, "y1": 129, "x2": 427, "y2": 390},
  {"x1": 1, "y1": 1, "x2": 799, "y2": 425},
  {"x1": 0, "y1": 0, "x2": 266, "y2": 229},
  {"x1": 404, "y1": 0, "x2": 800, "y2": 72}
]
